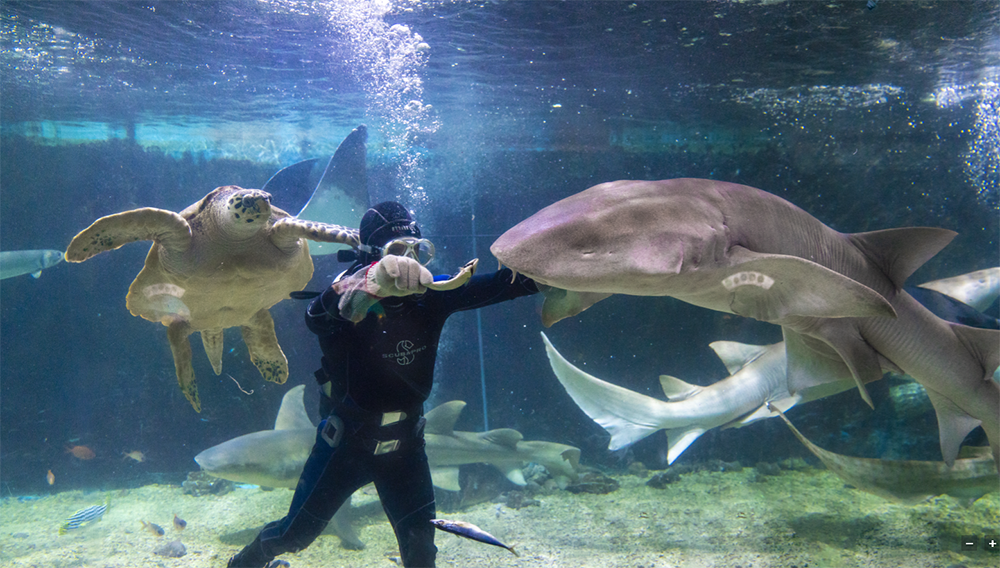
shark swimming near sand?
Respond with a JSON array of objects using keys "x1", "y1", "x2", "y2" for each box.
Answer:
[
  {"x1": 542, "y1": 269, "x2": 1000, "y2": 465},
  {"x1": 195, "y1": 386, "x2": 581, "y2": 492},
  {"x1": 492, "y1": 179, "x2": 1000, "y2": 467},
  {"x1": 0, "y1": 249, "x2": 64, "y2": 279},
  {"x1": 770, "y1": 404, "x2": 998, "y2": 504}
]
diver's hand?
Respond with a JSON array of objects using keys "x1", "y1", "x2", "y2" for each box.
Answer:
[{"x1": 367, "y1": 255, "x2": 433, "y2": 297}]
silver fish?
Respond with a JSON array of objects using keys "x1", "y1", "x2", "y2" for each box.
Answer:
[
  {"x1": 0, "y1": 249, "x2": 64, "y2": 279},
  {"x1": 431, "y1": 519, "x2": 518, "y2": 556}
]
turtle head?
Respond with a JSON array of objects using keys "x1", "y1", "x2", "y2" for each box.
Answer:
[{"x1": 215, "y1": 186, "x2": 273, "y2": 237}]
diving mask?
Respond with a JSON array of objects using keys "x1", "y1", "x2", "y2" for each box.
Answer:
[{"x1": 362, "y1": 237, "x2": 435, "y2": 266}]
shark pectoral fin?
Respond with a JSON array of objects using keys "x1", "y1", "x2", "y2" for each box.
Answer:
[
  {"x1": 924, "y1": 388, "x2": 983, "y2": 467},
  {"x1": 431, "y1": 467, "x2": 461, "y2": 491},
  {"x1": 658, "y1": 375, "x2": 701, "y2": 401},
  {"x1": 502, "y1": 466, "x2": 527, "y2": 486},
  {"x1": 540, "y1": 287, "x2": 613, "y2": 327},
  {"x1": 918, "y1": 267, "x2": 1000, "y2": 312},
  {"x1": 783, "y1": 326, "x2": 881, "y2": 408},
  {"x1": 708, "y1": 341, "x2": 771, "y2": 374},
  {"x1": 542, "y1": 332, "x2": 667, "y2": 451},
  {"x1": 848, "y1": 227, "x2": 957, "y2": 289},
  {"x1": 724, "y1": 247, "x2": 895, "y2": 322},
  {"x1": 665, "y1": 427, "x2": 706, "y2": 465}
]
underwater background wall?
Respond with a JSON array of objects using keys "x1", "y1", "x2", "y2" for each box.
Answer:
[{"x1": 1, "y1": 0, "x2": 997, "y2": 509}]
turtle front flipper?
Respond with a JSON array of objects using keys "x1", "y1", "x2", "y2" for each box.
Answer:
[
  {"x1": 241, "y1": 309, "x2": 288, "y2": 384},
  {"x1": 270, "y1": 217, "x2": 360, "y2": 251},
  {"x1": 200, "y1": 329, "x2": 224, "y2": 375},
  {"x1": 166, "y1": 320, "x2": 202, "y2": 413},
  {"x1": 66, "y1": 208, "x2": 193, "y2": 262}
]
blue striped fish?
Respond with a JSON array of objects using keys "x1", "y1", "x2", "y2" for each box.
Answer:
[
  {"x1": 431, "y1": 519, "x2": 518, "y2": 556},
  {"x1": 58, "y1": 495, "x2": 111, "y2": 535}
]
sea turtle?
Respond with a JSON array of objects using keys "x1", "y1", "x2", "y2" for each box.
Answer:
[{"x1": 65, "y1": 185, "x2": 360, "y2": 412}]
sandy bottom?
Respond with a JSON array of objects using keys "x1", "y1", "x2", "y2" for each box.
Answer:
[{"x1": 1, "y1": 467, "x2": 997, "y2": 568}]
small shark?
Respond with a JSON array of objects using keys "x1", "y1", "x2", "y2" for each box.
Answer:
[
  {"x1": 195, "y1": 386, "x2": 581, "y2": 492},
  {"x1": 542, "y1": 270, "x2": 1000, "y2": 464},
  {"x1": 491, "y1": 179, "x2": 1000, "y2": 466},
  {"x1": 770, "y1": 404, "x2": 998, "y2": 504},
  {"x1": 0, "y1": 249, "x2": 64, "y2": 279}
]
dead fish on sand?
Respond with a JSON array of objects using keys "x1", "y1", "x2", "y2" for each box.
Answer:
[
  {"x1": 769, "y1": 403, "x2": 999, "y2": 504},
  {"x1": 431, "y1": 519, "x2": 518, "y2": 556}
]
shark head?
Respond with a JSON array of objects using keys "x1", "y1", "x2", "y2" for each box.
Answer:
[{"x1": 491, "y1": 179, "x2": 729, "y2": 295}]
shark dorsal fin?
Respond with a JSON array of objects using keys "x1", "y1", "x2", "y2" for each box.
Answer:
[
  {"x1": 848, "y1": 227, "x2": 956, "y2": 289},
  {"x1": 708, "y1": 341, "x2": 771, "y2": 374},
  {"x1": 274, "y1": 385, "x2": 314, "y2": 430},
  {"x1": 658, "y1": 375, "x2": 700, "y2": 401},
  {"x1": 424, "y1": 401, "x2": 466, "y2": 435},
  {"x1": 481, "y1": 428, "x2": 523, "y2": 449}
]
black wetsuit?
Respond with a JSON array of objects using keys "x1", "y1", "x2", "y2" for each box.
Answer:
[{"x1": 230, "y1": 266, "x2": 537, "y2": 568}]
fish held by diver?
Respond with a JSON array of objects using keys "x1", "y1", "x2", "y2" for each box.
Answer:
[{"x1": 431, "y1": 519, "x2": 518, "y2": 556}]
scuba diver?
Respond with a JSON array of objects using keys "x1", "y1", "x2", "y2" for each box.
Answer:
[{"x1": 228, "y1": 201, "x2": 539, "y2": 568}]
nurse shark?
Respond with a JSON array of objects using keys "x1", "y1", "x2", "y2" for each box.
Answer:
[
  {"x1": 492, "y1": 179, "x2": 1000, "y2": 467},
  {"x1": 542, "y1": 269, "x2": 1000, "y2": 464},
  {"x1": 194, "y1": 386, "x2": 581, "y2": 492}
]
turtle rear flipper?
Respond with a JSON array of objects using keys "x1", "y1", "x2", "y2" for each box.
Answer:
[
  {"x1": 241, "y1": 309, "x2": 289, "y2": 384},
  {"x1": 66, "y1": 208, "x2": 192, "y2": 262}
]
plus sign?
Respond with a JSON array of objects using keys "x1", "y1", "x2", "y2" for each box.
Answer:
[{"x1": 990, "y1": 539, "x2": 997, "y2": 549}]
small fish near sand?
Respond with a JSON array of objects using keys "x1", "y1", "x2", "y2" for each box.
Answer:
[
  {"x1": 431, "y1": 519, "x2": 518, "y2": 556},
  {"x1": 173, "y1": 514, "x2": 187, "y2": 531},
  {"x1": 59, "y1": 495, "x2": 111, "y2": 535},
  {"x1": 141, "y1": 520, "x2": 165, "y2": 536}
]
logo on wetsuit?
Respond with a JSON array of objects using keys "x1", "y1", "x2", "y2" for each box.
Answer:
[{"x1": 383, "y1": 340, "x2": 427, "y2": 365}]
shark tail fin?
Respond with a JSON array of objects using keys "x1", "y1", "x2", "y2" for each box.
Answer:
[
  {"x1": 848, "y1": 228, "x2": 957, "y2": 289},
  {"x1": 541, "y1": 332, "x2": 668, "y2": 450},
  {"x1": 950, "y1": 323, "x2": 1000, "y2": 468}
]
